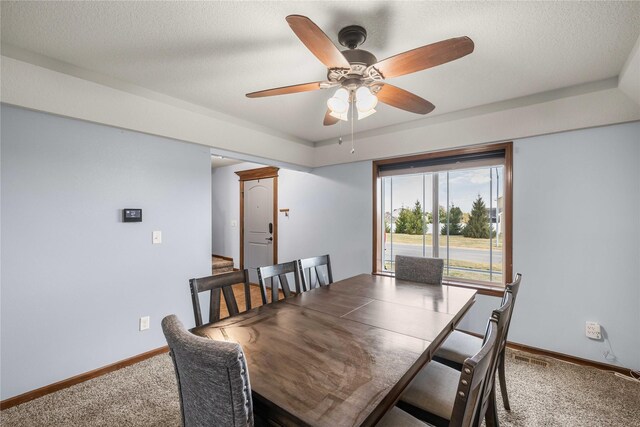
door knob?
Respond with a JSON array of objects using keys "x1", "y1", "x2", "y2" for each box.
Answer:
[{"x1": 265, "y1": 237, "x2": 273, "y2": 242}]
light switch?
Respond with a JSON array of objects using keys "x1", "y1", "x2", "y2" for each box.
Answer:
[
  {"x1": 231, "y1": 220, "x2": 237, "y2": 227},
  {"x1": 152, "y1": 230, "x2": 162, "y2": 244},
  {"x1": 139, "y1": 316, "x2": 150, "y2": 331}
]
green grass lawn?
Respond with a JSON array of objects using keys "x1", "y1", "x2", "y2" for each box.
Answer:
[{"x1": 385, "y1": 233, "x2": 503, "y2": 250}]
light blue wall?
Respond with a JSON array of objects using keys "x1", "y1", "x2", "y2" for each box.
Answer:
[
  {"x1": 278, "y1": 162, "x2": 373, "y2": 281},
  {"x1": 459, "y1": 121, "x2": 640, "y2": 371},
  {"x1": 510, "y1": 122, "x2": 640, "y2": 370},
  {"x1": 1, "y1": 105, "x2": 212, "y2": 400}
]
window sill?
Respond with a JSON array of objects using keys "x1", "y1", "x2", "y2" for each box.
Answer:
[{"x1": 372, "y1": 271, "x2": 505, "y2": 297}]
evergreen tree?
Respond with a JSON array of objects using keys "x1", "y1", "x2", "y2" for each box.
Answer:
[
  {"x1": 393, "y1": 200, "x2": 426, "y2": 235},
  {"x1": 409, "y1": 200, "x2": 426, "y2": 235},
  {"x1": 441, "y1": 204, "x2": 464, "y2": 235},
  {"x1": 463, "y1": 195, "x2": 492, "y2": 238},
  {"x1": 394, "y1": 206, "x2": 412, "y2": 234},
  {"x1": 427, "y1": 206, "x2": 447, "y2": 226},
  {"x1": 438, "y1": 205, "x2": 447, "y2": 224}
]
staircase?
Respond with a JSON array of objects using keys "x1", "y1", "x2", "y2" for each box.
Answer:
[{"x1": 212, "y1": 255, "x2": 234, "y2": 275}]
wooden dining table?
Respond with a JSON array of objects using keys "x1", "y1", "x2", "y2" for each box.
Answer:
[{"x1": 192, "y1": 273, "x2": 476, "y2": 427}]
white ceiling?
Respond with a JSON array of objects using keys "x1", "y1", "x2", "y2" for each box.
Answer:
[
  {"x1": 1, "y1": 1, "x2": 639, "y2": 143},
  {"x1": 211, "y1": 155, "x2": 241, "y2": 169}
]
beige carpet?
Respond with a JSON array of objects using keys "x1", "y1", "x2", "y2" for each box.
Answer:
[{"x1": 2, "y1": 349, "x2": 639, "y2": 426}]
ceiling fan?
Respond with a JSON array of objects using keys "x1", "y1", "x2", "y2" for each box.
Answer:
[{"x1": 246, "y1": 15, "x2": 474, "y2": 126}]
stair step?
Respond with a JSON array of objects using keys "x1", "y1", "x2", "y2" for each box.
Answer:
[{"x1": 212, "y1": 256, "x2": 235, "y2": 275}]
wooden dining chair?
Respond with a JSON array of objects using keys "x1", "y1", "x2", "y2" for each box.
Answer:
[
  {"x1": 298, "y1": 254, "x2": 333, "y2": 291},
  {"x1": 190, "y1": 269, "x2": 252, "y2": 327},
  {"x1": 395, "y1": 255, "x2": 444, "y2": 285},
  {"x1": 434, "y1": 273, "x2": 522, "y2": 411},
  {"x1": 415, "y1": 291, "x2": 514, "y2": 427},
  {"x1": 162, "y1": 315, "x2": 254, "y2": 427},
  {"x1": 380, "y1": 317, "x2": 500, "y2": 427},
  {"x1": 257, "y1": 261, "x2": 300, "y2": 303}
]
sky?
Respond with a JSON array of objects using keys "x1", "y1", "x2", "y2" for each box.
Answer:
[{"x1": 383, "y1": 166, "x2": 504, "y2": 214}]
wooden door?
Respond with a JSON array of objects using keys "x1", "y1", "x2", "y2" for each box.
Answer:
[
  {"x1": 243, "y1": 178, "x2": 274, "y2": 283},
  {"x1": 236, "y1": 166, "x2": 279, "y2": 285}
]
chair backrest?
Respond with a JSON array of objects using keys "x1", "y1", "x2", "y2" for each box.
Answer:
[
  {"x1": 395, "y1": 255, "x2": 444, "y2": 285},
  {"x1": 506, "y1": 273, "x2": 522, "y2": 302},
  {"x1": 449, "y1": 317, "x2": 499, "y2": 427},
  {"x1": 190, "y1": 270, "x2": 251, "y2": 327},
  {"x1": 472, "y1": 292, "x2": 514, "y2": 425},
  {"x1": 257, "y1": 261, "x2": 299, "y2": 303},
  {"x1": 298, "y1": 254, "x2": 333, "y2": 291},
  {"x1": 501, "y1": 273, "x2": 522, "y2": 348},
  {"x1": 161, "y1": 315, "x2": 253, "y2": 427}
]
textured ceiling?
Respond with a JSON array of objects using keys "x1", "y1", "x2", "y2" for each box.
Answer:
[{"x1": 1, "y1": 1, "x2": 639, "y2": 143}]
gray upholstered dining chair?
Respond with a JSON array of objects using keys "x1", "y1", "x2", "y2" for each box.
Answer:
[
  {"x1": 257, "y1": 261, "x2": 300, "y2": 303},
  {"x1": 380, "y1": 317, "x2": 500, "y2": 427},
  {"x1": 434, "y1": 273, "x2": 522, "y2": 411},
  {"x1": 298, "y1": 254, "x2": 333, "y2": 291},
  {"x1": 162, "y1": 315, "x2": 254, "y2": 427},
  {"x1": 395, "y1": 255, "x2": 444, "y2": 285}
]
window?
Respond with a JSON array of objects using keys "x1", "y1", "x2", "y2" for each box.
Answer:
[{"x1": 373, "y1": 143, "x2": 512, "y2": 290}]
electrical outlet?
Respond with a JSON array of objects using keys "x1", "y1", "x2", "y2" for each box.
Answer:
[
  {"x1": 140, "y1": 316, "x2": 150, "y2": 331},
  {"x1": 586, "y1": 321, "x2": 601, "y2": 339}
]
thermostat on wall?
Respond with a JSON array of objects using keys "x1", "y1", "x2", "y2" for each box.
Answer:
[{"x1": 123, "y1": 208, "x2": 142, "y2": 222}]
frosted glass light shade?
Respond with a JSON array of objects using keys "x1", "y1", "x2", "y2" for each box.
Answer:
[
  {"x1": 330, "y1": 110, "x2": 349, "y2": 121},
  {"x1": 327, "y1": 88, "x2": 350, "y2": 114},
  {"x1": 357, "y1": 108, "x2": 376, "y2": 120},
  {"x1": 356, "y1": 86, "x2": 378, "y2": 112}
]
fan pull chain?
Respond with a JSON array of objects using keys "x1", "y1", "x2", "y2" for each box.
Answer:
[
  {"x1": 338, "y1": 118, "x2": 343, "y2": 145},
  {"x1": 350, "y1": 101, "x2": 355, "y2": 154}
]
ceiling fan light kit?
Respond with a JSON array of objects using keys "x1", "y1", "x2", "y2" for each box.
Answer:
[
  {"x1": 356, "y1": 86, "x2": 378, "y2": 113},
  {"x1": 329, "y1": 110, "x2": 349, "y2": 121},
  {"x1": 326, "y1": 86, "x2": 378, "y2": 121},
  {"x1": 246, "y1": 14, "x2": 474, "y2": 128},
  {"x1": 357, "y1": 108, "x2": 377, "y2": 121},
  {"x1": 327, "y1": 87, "x2": 350, "y2": 115}
]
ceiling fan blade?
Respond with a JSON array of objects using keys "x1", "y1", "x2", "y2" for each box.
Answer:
[
  {"x1": 286, "y1": 15, "x2": 351, "y2": 69},
  {"x1": 323, "y1": 109, "x2": 339, "y2": 126},
  {"x1": 246, "y1": 81, "x2": 324, "y2": 98},
  {"x1": 376, "y1": 84, "x2": 435, "y2": 115},
  {"x1": 373, "y1": 36, "x2": 474, "y2": 79}
]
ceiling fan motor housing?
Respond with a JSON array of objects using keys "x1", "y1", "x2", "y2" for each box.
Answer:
[
  {"x1": 338, "y1": 25, "x2": 367, "y2": 49},
  {"x1": 327, "y1": 48, "x2": 380, "y2": 89},
  {"x1": 341, "y1": 49, "x2": 378, "y2": 67}
]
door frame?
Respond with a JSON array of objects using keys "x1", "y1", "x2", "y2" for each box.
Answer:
[{"x1": 236, "y1": 166, "x2": 279, "y2": 270}]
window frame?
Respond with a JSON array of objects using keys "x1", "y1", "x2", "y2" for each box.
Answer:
[{"x1": 372, "y1": 142, "x2": 513, "y2": 296}]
